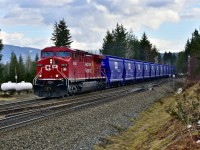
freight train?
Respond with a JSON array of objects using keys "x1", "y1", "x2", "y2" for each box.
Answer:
[{"x1": 33, "y1": 47, "x2": 175, "y2": 97}]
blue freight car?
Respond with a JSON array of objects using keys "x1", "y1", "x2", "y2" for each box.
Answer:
[
  {"x1": 172, "y1": 66, "x2": 176, "y2": 76},
  {"x1": 135, "y1": 60, "x2": 144, "y2": 81},
  {"x1": 162, "y1": 65, "x2": 166, "y2": 77},
  {"x1": 150, "y1": 63, "x2": 156, "y2": 79},
  {"x1": 155, "y1": 64, "x2": 160, "y2": 78},
  {"x1": 157, "y1": 64, "x2": 163, "y2": 78},
  {"x1": 143, "y1": 62, "x2": 150, "y2": 80},
  {"x1": 101, "y1": 55, "x2": 176, "y2": 88},
  {"x1": 123, "y1": 59, "x2": 135, "y2": 84},
  {"x1": 101, "y1": 55, "x2": 124, "y2": 87},
  {"x1": 163, "y1": 65, "x2": 169, "y2": 77}
]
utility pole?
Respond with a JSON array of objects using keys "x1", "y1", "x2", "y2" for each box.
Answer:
[
  {"x1": 188, "y1": 55, "x2": 190, "y2": 77},
  {"x1": 15, "y1": 67, "x2": 17, "y2": 83}
]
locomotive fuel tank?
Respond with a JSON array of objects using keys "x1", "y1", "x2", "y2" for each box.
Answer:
[{"x1": 81, "y1": 81, "x2": 97, "y2": 93}]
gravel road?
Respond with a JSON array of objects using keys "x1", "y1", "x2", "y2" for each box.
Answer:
[{"x1": 0, "y1": 79, "x2": 183, "y2": 150}]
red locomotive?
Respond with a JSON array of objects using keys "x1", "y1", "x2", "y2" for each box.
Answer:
[{"x1": 33, "y1": 47, "x2": 105, "y2": 97}]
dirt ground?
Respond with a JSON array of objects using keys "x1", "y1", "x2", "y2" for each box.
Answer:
[{"x1": 0, "y1": 90, "x2": 38, "y2": 103}]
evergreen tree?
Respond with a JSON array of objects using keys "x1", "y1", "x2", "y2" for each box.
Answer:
[
  {"x1": 25, "y1": 54, "x2": 32, "y2": 82},
  {"x1": 100, "y1": 31, "x2": 115, "y2": 55},
  {"x1": 9, "y1": 52, "x2": 18, "y2": 82},
  {"x1": 0, "y1": 29, "x2": 3, "y2": 83},
  {"x1": 176, "y1": 51, "x2": 187, "y2": 73},
  {"x1": 126, "y1": 31, "x2": 140, "y2": 59},
  {"x1": 2, "y1": 63, "x2": 9, "y2": 82},
  {"x1": 113, "y1": 23, "x2": 127, "y2": 57},
  {"x1": 172, "y1": 54, "x2": 177, "y2": 65},
  {"x1": 191, "y1": 29, "x2": 200, "y2": 54},
  {"x1": 157, "y1": 53, "x2": 162, "y2": 64},
  {"x1": 0, "y1": 29, "x2": 3, "y2": 62},
  {"x1": 151, "y1": 46, "x2": 160, "y2": 63},
  {"x1": 35, "y1": 53, "x2": 39, "y2": 62},
  {"x1": 30, "y1": 54, "x2": 39, "y2": 81},
  {"x1": 100, "y1": 24, "x2": 161, "y2": 61},
  {"x1": 1, "y1": 63, "x2": 9, "y2": 83},
  {"x1": 163, "y1": 52, "x2": 168, "y2": 64},
  {"x1": 139, "y1": 33, "x2": 152, "y2": 61},
  {"x1": 0, "y1": 63, "x2": 4, "y2": 83},
  {"x1": 163, "y1": 51, "x2": 176, "y2": 65},
  {"x1": 51, "y1": 19, "x2": 73, "y2": 47},
  {"x1": 184, "y1": 28, "x2": 200, "y2": 75},
  {"x1": 17, "y1": 54, "x2": 25, "y2": 82},
  {"x1": 100, "y1": 23, "x2": 127, "y2": 58}
]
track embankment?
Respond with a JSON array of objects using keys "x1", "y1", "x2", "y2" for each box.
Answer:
[{"x1": 95, "y1": 80, "x2": 200, "y2": 150}]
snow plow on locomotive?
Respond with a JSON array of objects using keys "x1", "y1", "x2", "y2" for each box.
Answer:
[{"x1": 33, "y1": 47, "x2": 106, "y2": 97}]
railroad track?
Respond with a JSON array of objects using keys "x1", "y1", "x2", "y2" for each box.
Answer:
[
  {"x1": 0, "y1": 88, "x2": 131, "y2": 116},
  {"x1": 0, "y1": 79, "x2": 167, "y2": 132}
]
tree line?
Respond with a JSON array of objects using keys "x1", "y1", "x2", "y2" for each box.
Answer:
[
  {"x1": 176, "y1": 28, "x2": 200, "y2": 78},
  {"x1": 0, "y1": 52, "x2": 39, "y2": 83},
  {"x1": 0, "y1": 20, "x2": 177, "y2": 84},
  {"x1": 100, "y1": 23, "x2": 177, "y2": 64},
  {"x1": 52, "y1": 20, "x2": 177, "y2": 66},
  {"x1": 2, "y1": 20, "x2": 199, "y2": 83}
]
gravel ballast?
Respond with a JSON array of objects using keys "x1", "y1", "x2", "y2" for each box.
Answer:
[{"x1": 0, "y1": 80, "x2": 182, "y2": 150}]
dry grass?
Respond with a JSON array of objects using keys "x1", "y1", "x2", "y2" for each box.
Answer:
[
  {"x1": 0, "y1": 91, "x2": 35, "y2": 102},
  {"x1": 94, "y1": 83, "x2": 200, "y2": 150}
]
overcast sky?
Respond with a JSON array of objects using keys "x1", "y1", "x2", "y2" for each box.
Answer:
[{"x1": 0, "y1": 0, "x2": 200, "y2": 53}]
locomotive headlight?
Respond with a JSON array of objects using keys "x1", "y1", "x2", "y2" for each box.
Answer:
[
  {"x1": 63, "y1": 68, "x2": 67, "y2": 71},
  {"x1": 56, "y1": 74, "x2": 59, "y2": 78},
  {"x1": 39, "y1": 74, "x2": 42, "y2": 77},
  {"x1": 50, "y1": 59, "x2": 53, "y2": 64}
]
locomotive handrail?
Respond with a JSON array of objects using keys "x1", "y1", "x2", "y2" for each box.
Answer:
[
  {"x1": 33, "y1": 69, "x2": 43, "y2": 85},
  {"x1": 57, "y1": 68, "x2": 67, "y2": 79},
  {"x1": 57, "y1": 68, "x2": 69, "y2": 87}
]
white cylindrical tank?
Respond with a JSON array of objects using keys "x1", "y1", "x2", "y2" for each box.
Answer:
[
  {"x1": 15, "y1": 81, "x2": 33, "y2": 91},
  {"x1": 1, "y1": 81, "x2": 16, "y2": 91}
]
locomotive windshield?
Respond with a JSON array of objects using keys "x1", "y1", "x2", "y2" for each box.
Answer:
[
  {"x1": 56, "y1": 51, "x2": 70, "y2": 57},
  {"x1": 41, "y1": 51, "x2": 54, "y2": 58}
]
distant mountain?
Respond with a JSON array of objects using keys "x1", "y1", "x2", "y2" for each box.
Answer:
[{"x1": 1, "y1": 45, "x2": 41, "y2": 64}]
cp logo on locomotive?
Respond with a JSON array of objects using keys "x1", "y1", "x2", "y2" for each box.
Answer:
[{"x1": 45, "y1": 65, "x2": 58, "y2": 71}]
